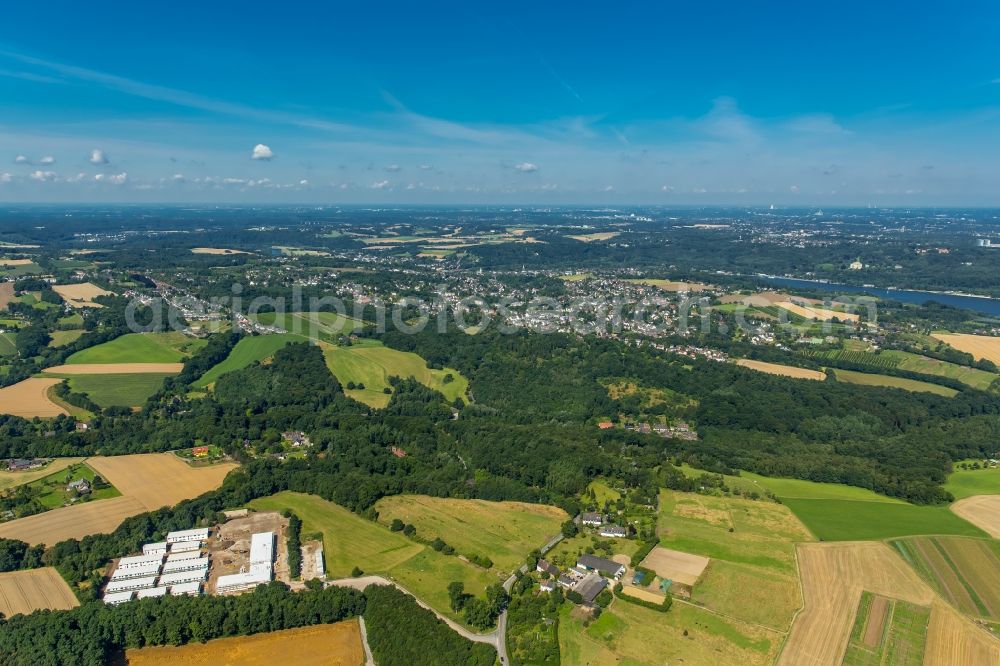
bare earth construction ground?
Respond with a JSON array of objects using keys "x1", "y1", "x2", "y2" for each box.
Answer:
[{"x1": 0, "y1": 454, "x2": 237, "y2": 545}]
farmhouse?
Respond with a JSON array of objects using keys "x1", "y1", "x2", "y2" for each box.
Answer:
[
  {"x1": 536, "y1": 558, "x2": 560, "y2": 577},
  {"x1": 580, "y1": 512, "x2": 604, "y2": 526},
  {"x1": 577, "y1": 554, "x2": 626, "y2": 579},
  {"x1": 599, "y1": 524, "x2": 628, "y2": 538},
  {"x1": 557, "y1": 574, "x2": 577, "y2": 589},
  {"x1": 66, "y1": 478, "x2": 91, "y2": 494},
  {"x1": 575, "y1": 573, "x2": 608, "y2": 605},
  {"x1": 166, "y1": 527, "x2": 210, "y2": 544}
]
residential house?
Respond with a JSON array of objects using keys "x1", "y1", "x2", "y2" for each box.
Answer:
[
  {"x1": 599, "y1": 524, "x2": 628, "y2": 538},
  {"x1": 536, "y1": 558, "x2": 560, "y2": 577},
  {"x1": 580, "y1": 512, "x2": 604, "y2": 526},
  {"x1": 539, "y1": 578, "x2": 556, "y2": 593},
  {"x1": 67, "y1": 478, "x2": 91, "y2": 494}
]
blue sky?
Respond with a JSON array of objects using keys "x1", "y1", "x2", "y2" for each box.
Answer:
[{"x1": 1, "y1": 1, "x2": 998, "y2": 204}]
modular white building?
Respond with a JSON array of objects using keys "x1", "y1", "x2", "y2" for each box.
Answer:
[
  {"x1": 106, "y1": 576, "x2": 157, "y2": 594},
  {"x1": 162, "y1": 557, "x2": 210, "y2": 574},
  {"x1": 166, "y1": 528, "x2": 210, "y2": 544},
  {"x1": 117, "y1": 553, "x2": 165, "y2": 570},
  {"x1": 166, "y1": 550, "x2": 203, "y2": 563},
  {"x1": 169, "y1": 581, "x2": 201, "y2": 596},
  {"x1": 249, "y1": 531, "x2": 274, "y2": 566},
  {"x1": 103, "y1": 590, "x2": 134, "y2": 605},
  {"x1": 169, "y1": 541, "x2": 201, "y2": 553},
  {"x1": 142, "y1": 542, "x2": 168, "y2": 556},
  {"x1": 158, "y1": 569, "x2": 208, "y2": 586},
  {"x1": 136, "y1": 586, "x2": 168, "y2": 599},
  {"x1": 110, "y1": 561, "x2": 162, "y2": 580}
]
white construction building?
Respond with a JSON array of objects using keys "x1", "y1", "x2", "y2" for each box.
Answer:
[
  {"x1": 143, "y1": 542, "x2": 168, "y2": 556},
  {"x1": 166, "y1": 550, "x2": 203, "y2": 563},
  {"x1": 158, "y1": 569, "x2": 208, "y2": 586},
  {"x1": 166, "y1": 528, "x2": 210, "y2": 544},
  {"x1": 169, "y1": 541, "x2": 201, "y2": 553},
  {"x1": 215, "y1": 531, "x2": 275, "y2": 593},
  {"x1": 162, "y1": 557, "x2": 210, "y2": 574},
  {"x1": 169, "y1": 581, "x2": 201, "y2": 596},
  {"x1": 106, "y1": 576, "x2": 157, "y2": 594},
  {"x1": 136, "y1": 586, "x2": 168, "y2": 600},
  {"x1": 117, "y1": 553, "x2": 164, "y2": 570},
  {"x1": 110, "y1": 561, "x2": 162, "y2": 581},
  {"x1": 103, "y1": 590, "x2": 134, "y2": 605}
]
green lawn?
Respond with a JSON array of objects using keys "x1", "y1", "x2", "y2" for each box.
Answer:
[
  {"x1": 252, "y1": 311, "x2": 364, "y2": 343},
  {"x1": 63, "y1": 373, "x2": 173, "y2": 407},
  {"x1": 65, "y1": 332, "x2": 200, "y2": 364},
  {"x1": 883, "y1": 350, "x2": 1000, "y2": 391},
  {"x1": 248, "y1": 492, "x2": 495, "y2": 624},
  {"x1": 832, "y1": 368, "x2": 958, "y2": 397},
  {"x1": 945, "y1": 462, "x2": 1000, "y2": 499},
  {"x1": 193, "y1": 333, "x2": 305, "y2": 387},
  {"x1": 780, "y1": 497, "x2": 985, "y2": 541},
  {"x1": 0, "y1": 332, "x2": 16, "y2": 356},
  {"x1": 23, "y1": 462, "x2": 121, "y2": 510},
  {"x1": 739, "y1": 472, "x2": 908, "y2": 503},
  {"x1": 372, "y1": 495, "x2": 566, "y2": 575},
  {"x1": 322, "y1": 340, "x2": 468, "y2": 408},
  {"x1": 48, "y1": 329, "x2": 84, "y2": 347}
]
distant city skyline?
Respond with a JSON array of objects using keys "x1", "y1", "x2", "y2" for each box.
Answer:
[{"x1": 1, "y1": 1, "x2": 999, "y2": 205}]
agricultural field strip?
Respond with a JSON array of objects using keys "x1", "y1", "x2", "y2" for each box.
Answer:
[
  {"x1": 0, "y1": 567, "x2": 79, "y2": 617},
  {"x1": 0, "y1": 377, "x2": 68, "y2": 417},
  {"x1": 950, "y1": 495, "x2": 1000, "y2": 538},
  {"x1": 44, "y1": 363, "x2": 184, "y2": 374},
  {"x1": 893, "y1": 537, "x2": 1000, "y2": 619}
]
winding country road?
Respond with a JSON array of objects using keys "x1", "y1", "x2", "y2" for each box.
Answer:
[{"x1": 327, "y1": 528, "x2": 568, "y2": 665}]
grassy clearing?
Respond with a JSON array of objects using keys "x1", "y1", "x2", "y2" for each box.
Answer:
[
  {"x1": 322, "y1": 340, "x2": 468, "y2": 408},
  {"x1": 252, "y1": 311, "x2": 364, "y2": 342},
  {"x1": 739, "y1": 472, "x2": 908, "y2": 503},
  {"x1": 0, "y1": 332, "x2": 16, "y2": 356},
  {"x1": 892, "y1": 536, "x2": 1000, "y2": 620},
  {"x1": 48, "y1": 329, "x2": 84, "y2": 347},
  {"x1": 63, "y1": 373, "x2": 172, "y2": 407},
  {"x1": 885, "y1": 350, "x2": 1000, "y2": 390},
  {"x1": 66, "y1": 332, "x2": 201, "y2": 364},
  {"x1": 194, "y1": 333, "x2": 304, "y2": 387},
  {"x1": 372, "y1": 495, "x2": 566, "y2": 574},
  {"x1": 781, "y1": 498, "x2": 985, "y2": 541},
  {"x1": 657, "y1": 490, "x2": 808, "y2": 630},
  {"x1": 832, "y1": 368, "x2": 958, "y2": 397},
  {"x1": 248, "y1": 492, "x2": 496, "y2": 624},
  {"x1": 559, "y1": 592, "x2": 781, "y2": 666},
  {"x1": 9, "y1": 461, "x2": 121, "y2": 512},
  {"x1": 587, "y1": 479, "x2": 621, "y2": 506},
  {"x1": 945, "y1": 463, "x2": 1000, "y2": 499}
]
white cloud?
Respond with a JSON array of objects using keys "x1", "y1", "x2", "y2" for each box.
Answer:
[
  {"x1": 371, "y1": 180, "x2": 390, "y2": 189},
  {"x1": 89, "y1": 149, "x2": 108, "y2": 165},
  {"x1": 251, "y1": 144, "x2": 274, "y2": 160},
  {"x1": 0, "y1": 172, "x2": 11, "y2": 183},
  {"x1": 540, "y1": 183, "x2": 558, "y2": 190},
  {"x1": 172, "y1": 173, "x2": 185, "y2": 182},
  {"x1": 14, "y1": 155, "x2": 29, "y2": 164},
  {"x1": 603, "y1": 185, "x2": 614, "y2": 192},
  {"x1": 419, "y1": 164, "x2": 433, "y2": 170},
  {"x1": 66, "y1": 172, "x2": 87, "y2": 182},
  {"x1": 661, "y1": 185, "x2": 674, "y2": 192},
  {"x1": 514, "y1": 162, "x2": 539, "y2": 172},
  {"x1": 95, "y1": 172, "x2": 127, "y2": 184},
  {"x1": 29, "y1": 170, "x2": 56, "y2": 181},
  {"x1": 299, "y1": 179, "x2": 309, "y2": 186},
  {"x1": 38, "y1": 155, "x2": 55, "y2": 165},
  {"x1": 384, "y1": 164, "x2": 402, "y2": 172},
  {"x1": 790, "y1": 184, "x2": 800, "y2": 193}
]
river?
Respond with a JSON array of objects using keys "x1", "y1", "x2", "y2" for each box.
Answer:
[{"x1": 757, "y1": 275, "x2": 1000, "y2": 317}]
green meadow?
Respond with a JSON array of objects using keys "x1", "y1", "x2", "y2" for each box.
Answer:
[
  {"x1": 194, "y1": 333, "x2": 304, "y2": 387},
  {"x1": 322, "y1": 340, "x2": 468, "y2": 408},
  {"x1": 832, "y1": 368, "x2": 958, "y2": 397},
  {"x1": 65, "y1": 332, "x2": 203, "y2": 364},
  {"x1": 944, "y1": 462, "x2": 1000, "y2": 499},
  {"x1": 64, "y1": 373, "x2": 174, "y2": 407}
]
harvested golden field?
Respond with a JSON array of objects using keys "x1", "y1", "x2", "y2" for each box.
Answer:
[
  {"x1": 0, "y1": 454, "x2": 237, "y2": 545},
  {"x1": 625, "y1": 278, "x2": 711, "y2": 292},
  {"x1": 126, "y1": 620, "x2": 365, "y2": 666},
  {"x1": 774, "y1": 300, "x2": 860, "y2": 322},
  {"x1": 0, "y1": 259, "x2": 34, "y2": 266},
  {"x1": 736, "y1": 359, "x2": 826, "y2": 381},
  {"x1": 0, "y1": 567, "x2": 78, "y2": 617},
  {"x1": 621, "y1": 584, "x2": 665, "y2": 603},
  {"x1": 924, "y1": 600, "x2": 1000, "y2": 665},
  {"x1": 951, "y1": 495, "x2": 1000, "y2": 538},
  {"x1": 52, "y1": 282, "x2": 112, "y2": 308},
  {"x1": 568, "y1": 231, "x2": 620, "y2": 242},
  {"x1": 779, "y1": 542, "x2": 934, "y2": 666},
  {"x1": 932, "y1": 333, "x2": 1000, "y2": 366},
  {"x1": 639, "y1": 546, "x2": 709, "y2": 586},
  {"x1": 0, "y1": 377, "x2": 68, "y2": 417},
  {"x1": 46, "y1": 363, "x2": 184, "y2": 374},
  {"x1": 0, "y1": 457, "x2": 85, "y2": 492},
  {"x1": 190, "y1": 247, "x2": 248, "y2": 255},
  {"x1": 0, "y1": 282, "x2": 13, "y2": 308}
]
